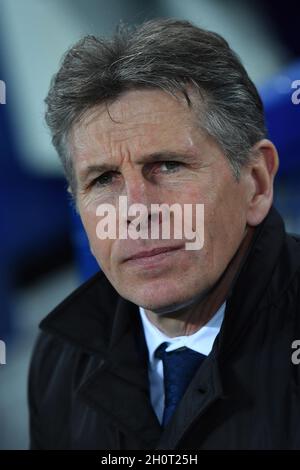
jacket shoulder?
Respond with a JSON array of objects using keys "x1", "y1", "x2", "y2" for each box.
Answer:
[
  {"x1": 39, "y1": 270, "x2": 118, "y2": 353},
  {"x1": 28, "y1": 270, "x2": 114, "y2": 449}
]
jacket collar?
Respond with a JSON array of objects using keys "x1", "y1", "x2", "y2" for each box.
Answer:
[
  {"x1": 78, "y1": 295, "x2": 163, "y2": 448},
  {"x1": 217, "y1": 205, "x2": 289, "y2": 360},
  {"x1": 39, "y1": 269, "x2": 118, "y2": 355}
]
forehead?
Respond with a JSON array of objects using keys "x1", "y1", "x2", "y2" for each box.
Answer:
[
  {"x1": 69, "y1": 89, "x2": 202, "y2": 160},
  {"x1": 81, "y1": 88, "x2": 196, "y2": 126}
]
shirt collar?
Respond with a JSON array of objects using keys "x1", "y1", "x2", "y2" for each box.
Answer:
[{"x1": 139, "y1": 302, "x2": 225, "y2": 364}]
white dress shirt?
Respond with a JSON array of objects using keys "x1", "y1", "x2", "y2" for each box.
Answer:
[{"x1": 139, "y1": 302, "x2": 226, "y2": 423}]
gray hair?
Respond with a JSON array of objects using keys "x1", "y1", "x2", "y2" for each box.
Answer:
[{"x1": 45, "y1": 18, "x2": 266, "y2": 193}]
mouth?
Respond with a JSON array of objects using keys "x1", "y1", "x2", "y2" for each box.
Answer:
[{"x1": 123, "y1": 245, "x2": 185, "y2": 267}]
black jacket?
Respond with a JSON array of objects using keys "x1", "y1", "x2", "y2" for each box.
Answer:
[{"x1": 28, "y1": 207, "x2": 300, "y2": 449}]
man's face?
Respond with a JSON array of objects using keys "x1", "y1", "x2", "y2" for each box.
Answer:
[{"x1": 70, "y1": 89, "x2": 252, "y2": 312}]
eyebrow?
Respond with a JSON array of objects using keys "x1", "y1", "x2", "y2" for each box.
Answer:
[
  {"x1": 77, "y1": 163, "x2": 118, "y2": 184},
  {"x1": 78, "y1": 151, "x2": 198, "y2": 183}
]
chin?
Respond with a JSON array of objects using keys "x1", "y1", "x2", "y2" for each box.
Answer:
[
  {"x1": 114, "y1": 271, "x2": 210, "y2": 313},
  {"x1": 126, "y1": 284, "x2": 204, "y2": 315},
  {"x1": 121, "y1": 286, "x2": 181, "y2": 312}
]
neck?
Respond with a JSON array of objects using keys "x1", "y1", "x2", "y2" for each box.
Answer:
[{"x1": 144, "y1": 226, "x2": 255, "y2": 337}]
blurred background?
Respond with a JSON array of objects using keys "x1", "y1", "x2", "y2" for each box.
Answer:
[{"x1": 0, "y1": 0, "x2": 299, "y2": 449}]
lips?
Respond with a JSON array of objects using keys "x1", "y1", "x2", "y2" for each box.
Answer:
[{"x1": 125, "y1": 245, "x2": 183, "y2": 261}]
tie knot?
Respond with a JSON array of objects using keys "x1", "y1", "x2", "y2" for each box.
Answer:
[
  {"x1": 155, "y1": 342, "x2": 175, "y2": 359},
  {"x1": 155, "y1": 342, "x2": 203, "y2": 362}
]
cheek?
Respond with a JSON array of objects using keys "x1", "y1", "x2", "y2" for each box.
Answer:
[
  {"x1": 79, "y1": 207, "x2": 97, "y2": 245},
  {"x1": 79, "y1": 208, "x2": 113, "y2": 268},
  {"x1": 200, "y1": 184, "x2": 247, "y2": 260},
  {"x1": 78, "y1": 191, "x2": 121, "y2": 215},
  {"x1": 90, "y1": 236, "x2": 114, "y2": 273}
]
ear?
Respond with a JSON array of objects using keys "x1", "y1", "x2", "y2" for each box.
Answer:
[{"x1": 245, "y1": 139, "x2": 279, "y2": 226}]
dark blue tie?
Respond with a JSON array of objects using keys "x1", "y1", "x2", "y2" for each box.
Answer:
[{"x1": 155, "y1": 342, "x2": 206, "y2": 427}]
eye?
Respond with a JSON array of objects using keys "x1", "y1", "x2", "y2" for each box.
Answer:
[
  {"x1": 159, "y1": 161, "x2": 182, "y2": 173},
  {"x1": 90, "y1": 171, "x2": 118, "y2": 188}
]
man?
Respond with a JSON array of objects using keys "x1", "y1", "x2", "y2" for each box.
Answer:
[{"x1": 29, "y1": 19, "x2": 300, "y2": 449}]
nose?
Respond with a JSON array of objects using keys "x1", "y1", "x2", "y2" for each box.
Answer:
[
  {"x1": 123, "y1": 170, "x2": 162, "y2": 231},
  {"x1": 124, "y1": 170, "x2": 150, "y2": 209}
]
